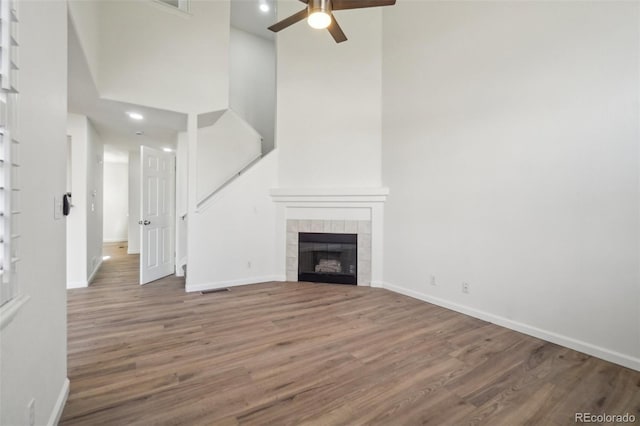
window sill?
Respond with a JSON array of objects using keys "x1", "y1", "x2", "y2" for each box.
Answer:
[
  {"x1": 0, "y1": 294, "x2": 30, "y2": 330},
  {"x1": 149, "y1": 0, "x2": 192, "y2": 18}
]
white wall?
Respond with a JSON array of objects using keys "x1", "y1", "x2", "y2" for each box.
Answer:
[
  {"x1": 187, "y1": 152, "x2": 279, "y2": 291},
  {"x1": 176, "y1": 132, "x2": 188, "y2": 274},
  {"x1": 103, "y1": 161, "x2": 129, "y2": 242},
  {"x1": 230, "y1": 27, "x2": 276, "y2": 153},
  {"x1": 86, "y1": 121, "x2": 104, "y2": 281},
  {"x1": 87, "y1": 0, "x2": 229, "y2": 114},
  {"x1": 128, "y1": 150, "x2": 141, "y2": 254},
  {"x1": 67, "y1": 0, "x2": 101, "y2": 85},
  {"x1": 382, "y1": 1, "x2": 640, "y2": 369},
  {"x1": 0, "y1": 1, "x2": 69, "y2": 425},
  {"x1": 196, "y1": 110, "x2": 262, "y2": 204},
  {"x1": 276, "y1": 1, "x2": 382, "y2": 188},
  {"x1": 66, "y1": 114, "x2": 104, "y2": 287},
  {"x1": 66, "y1": 114, "x2": 89, "y2": 286}
]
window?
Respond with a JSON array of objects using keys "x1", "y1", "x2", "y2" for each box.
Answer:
[
  {"x1": 154, "y1": 0, "x2": 190, "y2": 13},
  {"x1": 0, "y1": 0, "x2": 20, "y2": 308}
]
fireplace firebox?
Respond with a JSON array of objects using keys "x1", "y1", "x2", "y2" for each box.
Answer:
[{"x1": 298, "y1": 232, "x2": 357, "y2": 285}]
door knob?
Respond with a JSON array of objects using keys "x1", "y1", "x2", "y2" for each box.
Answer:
[{"x1": 138, "y1": 220, "x2": 151, "y2": 225}]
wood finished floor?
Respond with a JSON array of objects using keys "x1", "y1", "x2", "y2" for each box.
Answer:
[{"x1": 61, "y1": 243, "x2": 640, "y2": 425}]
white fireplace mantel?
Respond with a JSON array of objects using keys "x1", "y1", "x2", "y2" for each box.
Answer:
[
  {"x1": 271, "y1": 187, "x2": 388, "y2": 288},
  {"x1": 270, "y1": 187, "x2": 389, "y2": 204}
]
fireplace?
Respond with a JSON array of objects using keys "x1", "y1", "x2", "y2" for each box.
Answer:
[
  {"x1": 298, "y1": 232, "x2": 357, "y2": 285},
  {"x1": 274, "y1": 188, "x2": 388, "y2": 287}
]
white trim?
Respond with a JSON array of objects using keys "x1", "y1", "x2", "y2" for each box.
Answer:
[
  {"x1": 46, "y1": 378, "x2": 70, "y2": 426},
  {"x1": 69, "y1": 258, "x2": 104, "y2": 288},
  {"x1": 370, "y1": 280, "x2": 384, "y2": 289},
  {"x1": 186, "y1": 275, "x2": 285, "y2": 293},
  {"x1": 0, "y1": 294, "x2": 30, "y2": 330},
  {"x1": 273, "y1": 190, "x2": 387, "y2": 290},
  {"x1": 149, "y1": 0, "x2": 192, "y2": 17},
  {"x1": 271, "y1": 187, "x2": 389, "y2": 203},
  {"x1": 87, "y1": 259, "x2": 103, "y2": 285},
  {"x1": 66, "y1": 281, "x2": 87, "y2": 289},
  {"x1": 175, "y1": 256, "x2": 187, "y2": 277},
  {"x1": 383, "y1": 282, "x2": 640, "y2": 372}
]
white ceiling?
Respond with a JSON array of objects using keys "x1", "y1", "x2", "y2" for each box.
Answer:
[
  {"x1": 231, "y1": 0, "x2": 278, "y2": 41},
  {"x1": 69, "y1": 1, "x2": 279, "y2": 162},
  {"x1": 68, "y1": 20, "x2": 187, "y2": 160}
]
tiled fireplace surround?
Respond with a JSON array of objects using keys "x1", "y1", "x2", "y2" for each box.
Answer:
[
  {"x1": 286, "y1": 219, "x2": 372, "y2": 285},
  {"x1": 271, "y1": 188, "x2": 388, "y2": 287}
]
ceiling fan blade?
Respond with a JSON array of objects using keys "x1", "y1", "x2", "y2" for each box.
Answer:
[
  {"x1": 332, "y1": 0, "x2": 396, "y2": 10},
  {"x1": 298, "y1": 0, "x2": 309, "y2": 3},
  {"x1": 268, "y1": 9, "x2": 308, "y2": 33},
  {"x1": 327, "y1": 16, "x2": 347, "y2": 43}
]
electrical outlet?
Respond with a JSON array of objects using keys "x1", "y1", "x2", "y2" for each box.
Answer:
[
  {"x1": 430, "y1": 275, "x2": 436, "y2": 286},
  {"x1": 27, "y1": 398, "x2": 35, "y2": 426},
  {"x1": 462, "y1": 282, "x2": 470, "y2": 294}
]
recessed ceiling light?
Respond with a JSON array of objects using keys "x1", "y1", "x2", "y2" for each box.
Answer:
[
  {"x1": 259, "y1": 3, "x2": 269, "y2": 12},
  {"x1": 163, "y1": 148, "x2": 173, "y2": 152},
  {"x1": 127, "y1": 112, "x2": 144, "y2": 120}
]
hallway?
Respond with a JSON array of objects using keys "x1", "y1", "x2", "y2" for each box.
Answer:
[{"x1": 61, "y1": 242, "x2": 190, "y2": 424}]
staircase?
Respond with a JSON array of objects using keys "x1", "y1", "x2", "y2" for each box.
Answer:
[
  {"x1": 195, "y1": 108, "x2": 263, "y2": 209},
  {"x1": 183, "y1": 107, "x2": 279, "y2": 292}
]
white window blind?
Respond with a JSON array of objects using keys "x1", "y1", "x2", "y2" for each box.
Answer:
[{"x1": 0, "y1": 0, "x2": 19, "y2": 308}]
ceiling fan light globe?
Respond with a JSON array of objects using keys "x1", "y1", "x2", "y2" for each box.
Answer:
[{"x1": 308, "y1": 11, "x2": 331, "y2": 29}]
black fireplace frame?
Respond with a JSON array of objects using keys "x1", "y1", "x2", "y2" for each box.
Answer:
[{"x1": 298, "y1": 232, "x2": 357, "y2": 285}]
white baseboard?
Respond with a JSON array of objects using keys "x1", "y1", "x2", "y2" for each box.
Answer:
[
  {"x1": 47, "y1": 377, "x2": 69, "y2": 426},
  {"x1": 175, "y1": 257, "x2": 187, "y2": 277},
  {"x1": 186, "y1": 275, "x2": 286, "y2": 293},
  {"x1": 103, "y1": 238, "x2": 127, "y2": 243},
  {"x1": 66, "y1": 281, "x2": 87, "y2": 289},
  {"x1": 69, "y1": 259, "x2": 104, "y2": 289},
  {"x1": 87, "y1": 259, "x2": 103, "y2": 285},
  {"x1": 370, "y1": 280, "x2": 384, "y2": 288},
  {"x1": 127, "y1": 248, "x2": 140, "y2": 254},
  {"x1": 382, "y1": 282, "x2": 640, "y2": 372}
]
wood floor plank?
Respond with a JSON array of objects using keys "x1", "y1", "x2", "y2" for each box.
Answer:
[{"x1": 60, "y1": 243, "x2": 640, "y2": 425}]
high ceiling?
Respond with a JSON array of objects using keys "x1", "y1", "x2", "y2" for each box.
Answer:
[
  {"x1": 67, "y1": 20, "x2": 187, "y2": 161},
  {"x1": 231, "y1": 0, "x2": 278, "y2": 41},
  {"x1": 68, "y1": 0, "x2": 277, "y2": 163}
]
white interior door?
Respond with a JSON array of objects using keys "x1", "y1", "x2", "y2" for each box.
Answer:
[{"x1": 140, "y1": 146, "x2": 175, "y2": 285}]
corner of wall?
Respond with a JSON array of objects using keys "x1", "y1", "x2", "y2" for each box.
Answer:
[
  {"x1": 46, "y1": 378, "x2": 70, "y2": 426},
  {"x1": 186, "y1": 152, "x2": 279, "y2": 290}
]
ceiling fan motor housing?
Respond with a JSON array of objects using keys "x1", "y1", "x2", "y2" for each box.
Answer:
[{"x1": 309, "y1": 0, "x2": 332, "y2": 16}]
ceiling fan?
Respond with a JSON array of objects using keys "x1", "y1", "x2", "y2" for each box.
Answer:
[{"x1": 268, "y1": 0, "x2": 396, "y2": 43}]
